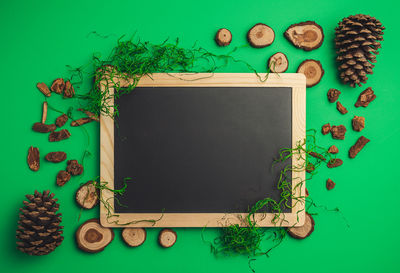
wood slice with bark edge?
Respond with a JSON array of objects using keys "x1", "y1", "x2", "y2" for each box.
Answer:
[
  {"x1": 297, "y1": 59, "x2": 324, "y2": 87},
  {"x1": 36, "y1": 82, "x2": 51, "y2": 97},
  {"x1": 122, "y1": 228, "x2": 147, "y2": 247},
  {"x1": 76, "y1": 219, "x2": 114, "y2": 253},
  {"x1": 284, "y1": 21, "x2": 324, "y2": 51},
  {"x1": 42, "y1": 102, "x2": 48, "y2": 124},
  {"x1": 247, "y1": 23, "x2": 275, "y2": 48},
  {"x1": 215, "y1": 28, "x2": 232, "y2": 46},
  {"x1": 287, "y1": 213, "x2": 315, "y2": 239},
  {"x1": 27, "y1": 146, "x2": 40, "y2": 171},
  {"x1": 75, "y1": 181, "x2": 99, "y2": 209},
  {"x1": 158, "y1": 229, "x2": 177, "y2": 248},
  {"x1": 268, "y1": 52, "x2": 289, "y2": 73}
]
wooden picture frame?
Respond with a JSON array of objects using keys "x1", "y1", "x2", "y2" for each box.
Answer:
[{"x1": 100, "y1": 72, "x2": 306, "y2": 228}]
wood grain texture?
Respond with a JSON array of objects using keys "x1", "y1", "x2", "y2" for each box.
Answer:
[{"x1": 100, "y1": 73, "x2": 306, "y2": 227}]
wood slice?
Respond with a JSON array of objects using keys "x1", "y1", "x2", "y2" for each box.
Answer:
[
  {"x1": 122, "y1": 228, "x2": 147, "y2": 247},
  {"x1": 287, "y1": 213, "x2": 315, "y2": 239},
  {"x1": 215, "y1": 28, "x2": 232, "y2": 46},
  {"x1": 284, "y1": 21, "x2": 324, "y2": 51},
  {"x1": 75, "y1": 181, "x2": 99, "y2": 209},
  {"x1": 247, "y1": 23, "x2": 275, "y2": 48},
  {"x1": 268, "y1": 52, "x2": 289, "y2": 73},
  {"x1": 297, "y1": 59, "x2": 324, "y2": 87},
  {"x1": 76, "y1": 219, "x2": 114, "y2": 253},
  {"x1": 158, "y1": 229, "x2": 177, "y2": 248}
]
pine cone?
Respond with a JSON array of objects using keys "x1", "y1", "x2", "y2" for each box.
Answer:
[
  {"x1": 16, "y1": 190, "x2": 64, "y2": 255},
  {"x1": 335, "y1": 14, "x2": 385, "y2": 87}
]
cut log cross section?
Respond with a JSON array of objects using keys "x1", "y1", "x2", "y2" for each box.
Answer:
[
  {"x1": 76, "y1": 219, "x2": 114, "y2": 253},
  {"x1": 247, "y1": 23, "x2": 275, "y2": 48},
  {"x1": 285, "y1": 21, "x2": 324, "y2": 51},
  {"x1": 122, "y1": 228, "x2": 147, "y2": 247},
  {"x1": 297, "y1": 59, "x2": 324, "y2": 87}
]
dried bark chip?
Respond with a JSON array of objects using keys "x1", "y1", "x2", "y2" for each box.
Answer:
[
  {"x1": 158, "y1": 229, "x2": 177, "y2": 248},
  {"x1": 122, "y1": 228, "x2": 147, "y2": 247},
  {"x1": 268, "y1": 52, "x2": 289, "y2": 73},
  {"x1": 287, "y1": 213, "x2": 315, "y2": 239},
  {"x1": 327, "y1": 88, "x2": 341, "y2": 103},
  {"x1": 352, "y1": 116, "x2": 365, "y2": 132},
  {"x1": 305, "y1": 187, "x2": 309, "y2": 197},
  {"x1": 50, "y1": 78, "x2": 65, "y2": 94},
  {"x1": 78, "y1": 109, "x2": 99, "y2": 122},
  {"x1": 76, "y1": 181, "x2": 99, "y2": 209},
  {"x1": 284, "y1": 21, "x2": 324, "y2": 51},
  {"x1": 297, "y1": 59, "x2": 324, "y2": 87},
  {"x1": 326, "y1": 178, "x2": 336, "y2": 190},
  {"x1": 336, "y1": 101, "x2": 348, "y2": 114},
  {"x1": 349, "y1": 136, "x2": 370, "y2": 158},
  {"x1": 36, "y1": 82, "x2": 51, "y2": 97},
  {"x1": 306, "y1": 162, "x2": 315, "y2": 173},
  {"x1": 27, "y1": 147, "x2": 40, "y2": 171},
  {"x1": 355, "y1": 87, "x2": 376, "y2": 107},
  {"x1": 327, "y1": 158, "x2": 343, "y2": 168},
  {"x1": 56, "y1": 170, "x2": 71, "y2": 186},
  {"x1": 64, "y1": 80, "x2": 75, "y2": 98},
  {"x1": 247, "y1": 23, "x2": 275, "y2": 48},
  {"x1": 56, "y1": 114, "x2": 68, "y2": 127},
  {"x1": 309, "y1": 151, "x2": 326, "y2": 161},
  {"x1": 328, "y1": 145, "x2": 339, "y2": 154},
  {"x1": 76, "y1": 219, "x2": 114, "y2": 253},
  {"x1": 331, "y1": 125, "x2": 347, "y2": 140},
  {"x1": 215, "y1": 28, "x2": 232, "y2": 46},
  {"x1": 42, "y1": 102, "x2": 48, "y2": 124},
  {"x1": 71, "y1": 117, "x2": 94, "y2": 127},
  {"x1": 45, "y1": 152, "x2": 67, "y2": 163},
  {"x1": 67, "y1": 160, "x2": 83, "y2": 176},
  {"x1": 49, "y1": 129, "x2": 71, "y2": 142},
  {"x1": 32, "y1": 122, "x2": 56, "y2": 133},
  {"x1": 322, "y1": 123, "x2": 331, "y2": 135}
]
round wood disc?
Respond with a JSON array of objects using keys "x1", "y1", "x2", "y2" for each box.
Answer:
[
  {"x1": 158, "y1": 229, "x2": 177, "y2": 248},
  {"x1": 287, "y1": 213, "x2": 315, "y2": 239},
  {"x1": 268, "y1": 52, "x2": 289, "y2": 73},
  {"x1": 215, "y1": 28, "x2": 232, "y2": 46},
  {"x1": 297, "y1": 59, "x2": 324, "y2": 87},
  {"x1": 122, "y1": 228, "x2": 147, "y2": 247},
  {"x1": 75, "y1": 181, "x2": 99, "y2": 209},
  {"x1": 247, "y1": 23, "x2": 275, "y2": 48},
  {"x1": 284, "y1": 21, "x2": 324, "y2": 51},
  {"x1": 76, "y1": 219, "x2": 114, "y2": 253}
]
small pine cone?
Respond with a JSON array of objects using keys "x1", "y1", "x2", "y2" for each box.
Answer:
[
  {"x1": 16, "y1": 190, "x2": 64, "y2": 255},
  {"x1": 335, "y1": 14, "x2": 384, "y2": 87}
]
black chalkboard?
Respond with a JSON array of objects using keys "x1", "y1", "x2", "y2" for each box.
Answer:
[{"x1": 114, "y1": 87, "x2": 292, "y2": 213}]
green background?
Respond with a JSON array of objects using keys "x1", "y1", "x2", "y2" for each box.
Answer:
[{"x1": 0, "y1": 0, "x2": 398, "y2": 272}]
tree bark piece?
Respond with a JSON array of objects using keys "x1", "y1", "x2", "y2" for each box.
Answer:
[
  {"x1": 326, "y1": 178, "x2": 336, "y2": 190},
  {"x1": 76, "y1": 181, "x2": 99, "y2": 209},
  {"x1": 327, "y1": 88, "x2": 341, "y2": 103},
  {"x1": 32, "y1": 122, "x2": 56, "y2": 133},
  {"x1": 247, "y1": 23, "x2": 275, "y2": 48},
  {"x1": 45, "y1": 152, "x2": 67, "y2": 163},
  {"x1": 76, "y1": 219, "x2": 114, "y2": 253},
  {"x1": 41, "y1": 102, "x2": 48, "y2": 124},
  {"x1": 287, "y1": 213, "x2": 315, "y2": 239},
  {"x1": 56, "y1": 170, "x2": 71, "y2": 186},
  {"x1": 336, "y1": 101, "x2": 348, "y2": 114},
  {"x1": 64, "y1": 80, "x2": 75, "y2": 98},
  {"x1": 27, "y1": 147, "x2": 40, "y2": 171},
  {"x1": 78, "y1": 108, "x2": 99, "y2": 122},
  {"x1": 349, "y1": 136, "x2": 370, "y2": 158},
  {"x1": 352, "y1": 116, "x2": 365, "y2": 132},
  {"x1": 158, "y1": 229, "x2": 177, "y2": 248},
  {"x1": 215, "y1": 28, "x2": 232, "y2": 46},
  {"x1": 66, "y1": 160, "x2": 83, "y2": 176},
  {"x1": 327, "y1": 158, "x2": 343, "y2": 168},
  {"x1": 309, "y1": 151, "x2": 326, "y2": 161},
  {"x1": 56, "y1": 114, "x2": 68, "y2": 127},
  {"x1": 297, "y1": 59, "x2": 324, "y2": 87},
  {"x1": 50, "y1": 78, "x2": 65, "y2": 94},
  {"x1": 71, "y1": 117, "x2": 94, "y2": 127},
  {"x1": 321, "y1": 123, "x2": 331, "y2": 135},
  {"x1": 36, "y1": 82, "x2": 51, "y2": 97},
  {"x1": 122, "y1": 228, "x2": 147, "y2": 247},
  {"x1": 331, "y1": 125, "x2": 347, "y2": 140},
  {"x1": 355, "y1": 87, "x2": 376, "y2": 107},
  {"x1": 306, "y1": 162, "x2": 315, "y2": 173},
  {"x1": 268, "y1": 52, "x2": 289, "y2": 73},
  {"x1": 284, "y1": 21, "x2": 324, "y2": 51},
  {"x1": 49, "y1": 129, "x2": 71, "y2": 142},
  {"x1": 328, "y1": 145, "x2": 339, "y2": 154}
]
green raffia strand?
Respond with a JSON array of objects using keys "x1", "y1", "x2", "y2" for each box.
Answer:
[
  {"x1": 208, "y1": 129, "x2": 333, "y2": 257},
  {"x1": 70, "y1": 36, "x2": 273, "y2": 119}
]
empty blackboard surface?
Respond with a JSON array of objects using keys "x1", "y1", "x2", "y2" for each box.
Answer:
[
  {"x1": 100, "y1": 73, "x2": 306, "y2": 227},
  {"x1": 114, "y1": 87, "x2": 292, "y2": 213}
]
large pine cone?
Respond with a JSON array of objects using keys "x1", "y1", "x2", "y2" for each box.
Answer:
[
  {"x1": 335, "y1": 14, "x2": 385, "y2": 87},
  {"x1": 16, "y1": 190, "x2": 64, "y2": 255}
]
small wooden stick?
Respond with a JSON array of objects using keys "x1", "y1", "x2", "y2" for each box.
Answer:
[{"x1": 41, "y1": 102, "x2": 48, "y2": 124}]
